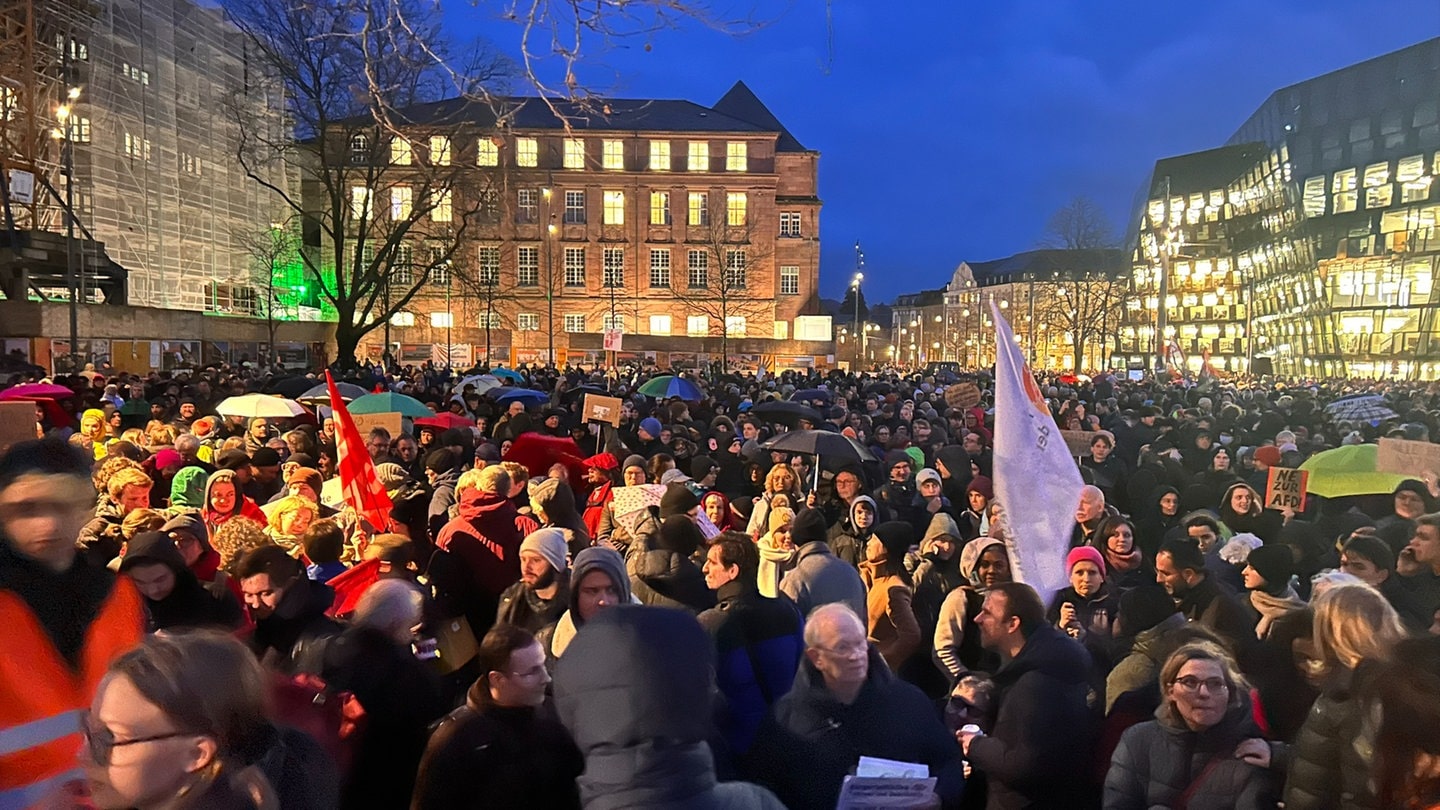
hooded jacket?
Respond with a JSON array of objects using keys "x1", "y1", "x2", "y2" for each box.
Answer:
[
  {"x1": 757, "y1": 646, "x2": 965, "y2": 810},
  {"x1": 432, "y1": 487, "x2": 524, "y2": 635},
  {"x1": 249, "y1": 575, "x2": 342, "y2": 674},
  {"x1": 202, "y1": 470, "x2": 266, "y2": 535},
  {"x1": 531, "y1": 478, "x2": 592, "y2": 556},
  {"x1": 825, "y1": 495, "x2": 875, "y2": 569},
  {"x1": 966, "y1": 624, "x2": 1097, "y2": 809},
  {"x1": 118, "y1": 531, "x2": 241, "y2": 632},
  {"x1": 554, "y1": 605, "x2": 786, "y2": 810},
  {"x1": 628, "y1": 515, "x2": 715, "y2": 613},
  {"x1": 543, "y1": 546, "x2": 634, "y2": 660},
  {"x1": 168, "y1": 466, "x2": 209, "y2": 511},
  {"x1": 161, "y1": 512, "x2": 222, "y2": 584}
]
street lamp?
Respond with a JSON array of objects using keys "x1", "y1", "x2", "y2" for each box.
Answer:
[
  {"x1": 55, "y1": 88, "x2": 82, "y2": 371},
  {"x1": 543, "y1": 186, "x2": 555, "y2": 367},
  {"x1": 851, "y1": 270, "x2": 864, "y2": 369}
]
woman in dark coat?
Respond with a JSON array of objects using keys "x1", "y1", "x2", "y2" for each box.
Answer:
[
  {"x1": 628, "y1": 514, "x2": 715, "y2": 613},
  {"x1": 1219, "y1": 481, "x2": 1282, "y2": 543},
  {"x1": 1135, "y1": 486, "x2": 1182, "y2": 560}
]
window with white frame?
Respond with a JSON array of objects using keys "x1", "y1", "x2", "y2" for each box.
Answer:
[
  {"x1": 432, "y1": 189, "x2": 452, "y2": 222},
  {"x1": 123, "y1": 132, "x2": 150, "y2": 161},
  {"x1": 429, "y1": 136, "x2": 450, "y2": 165},
  {"x1": 349, "y1": 134, "x2": 369, "y2": 164},
  {"x1": 603, "y1": 191, "x2": 625, "y2": 225},
  {"x1": 350, "y1": 186, "x2": 372, "y2": 220},
  {"x1": 602, "y1": 312, "x2": 626, "y2": 331},
  {"x1": 477, "y1": 246, "x2": 500, "y2": 286},
  {"x1": 687, "y1": 250, "x2": 708, "y2": 288},
  {"x1": 687, "y1": 141, "x2": 709, "y2": 171},
  {"x1": 430, "y1": 311, "x2": 453, "y2": 328},
  {"x1": 516, "y1": 137, "x2": 538, "y2": 167},
  {"x1": 602, "y1": 248, "x2": 624, "y2": 288},
  {"x1": 563, "y1": 138, "x2": 585, "y2": 169},
  {"x1": 517, "y1": 188, "x2": 538, "y2": 223},
  {"x1": 66, "y1": 117, "x2": 91, "y2": 143},
  {"x1": 686, "y1": 315, "x2": 708, "y2": 336},
  {"x1": 429, "y1": 259, "x2": 450, "y2": 286},
  {"x1": 725, "y1": 141, "x2": 746, "y2": 172},
  {"x1": 724, "y1": 249, "x2": 746, "y2": 289},
  {"x1": 564, "y1": 190, "x2": 586, "y2": 224},
  {"x1": 726, "y1": 192, "x2": 747, "y2": 226},
  {"x1": 1333, "y1": 168, "x2": 1358, "y2": 213},
  {"x1": 478, "y1": 312, "x2": 503, "y2": 329},
  {"x1": 564, "y1": 247, "x2": 585, "y2": 287},
  {"x1": 1301, "y1": 177, "x2": 1327, "y2": 218},
  {"x1": 390, "y1": 312, "x2": 415, "y2": 327},
  {"x1": 517, "y1": 246, "x2": 539, "y2": 286},
  {"x1": 391, "y1": 138, "x2": 411, "y2": 165},
  {"x1": 649, "y1": 314, "x2": 672, "y2": 335},
  {"x1": 476, "y1": 138, "x2": 499, "y2": 166},
  {"x1": 518, "y1": 313, "x2": 540, "y2": 331},
  {"x1": 564, "y1": 314, "x2": 586, "y2": 332},
  {"x1": 773, "y1": 321, "x2": 789, "y2": 340},
  {"x1": 602, "y1": 139, "x2": 624, "y2": 170},
  {"x1": 179, "y1": 152, "x2": 202, "y2": 176},
  {"x1": 1364, "y1": 161, "x2": 1392, "y2": 209},
  {"x1": 391, "y1": 186, "x2": 412, "y2": 219},
  {"x1": 688, "y1": 192, "x2": 709, "y2": 226},
  {"x1": 725, "y1": 316, "x2": 746, "y2": 337},
  {"x1": 779, "y1": 211, "x2": 801, "y2": 237},
  {"x1": 780, "y1": 265, "x2": 799, "y2": 295},
  {"x1": 650, "y1": 191, "x2": 671, "y2": 225},
  {"x1": 649, "y1": 249, "x2": 671, "y2": 288},
  {"x1": 392, "y1": 244, "x2": 414, "y2": 286},
  {"x1": 649, "y1": 140, "x2": 670, "y2": 171}
]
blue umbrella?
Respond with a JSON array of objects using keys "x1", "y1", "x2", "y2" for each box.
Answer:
[
  {"x1": 637, "y1": 375, "x2": 704, "y2": 401},
  {"x1": 493, "y1": 387, "x2": 549, "y2": 407},
  {"x1": 489, "y1": 367, "x2": 525, "y2": 383}
]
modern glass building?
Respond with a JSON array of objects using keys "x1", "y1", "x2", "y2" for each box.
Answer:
[{"x1": 1123, "y1": 37, "x2": 1440, "y2": 378}]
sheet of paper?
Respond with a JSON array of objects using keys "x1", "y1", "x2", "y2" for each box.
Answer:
[
  {"x1": 837, "y1": 775, "x2": 938, "y2": 809},
  {"x1": 856, "y1": 757, "x2": 929, "y2": 778}
]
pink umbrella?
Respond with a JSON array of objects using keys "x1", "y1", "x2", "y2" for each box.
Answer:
[{"x1": 0, "y1": 383, "x2": 76, "y2": 400}]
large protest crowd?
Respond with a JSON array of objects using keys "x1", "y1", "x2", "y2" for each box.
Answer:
[{"x1": 2, "y1": 357, "x2": 1440, "y2": 810}]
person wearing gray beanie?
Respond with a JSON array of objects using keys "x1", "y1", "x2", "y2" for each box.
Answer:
[{"x1": 497, "y1": 527, "x2": 573, "y2": 635}]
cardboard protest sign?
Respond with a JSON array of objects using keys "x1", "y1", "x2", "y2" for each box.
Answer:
[
  {"x1": 1059, "y1": 430, "x2": 1095, "y2": 458},
  {"x1": 1377, "y1": 437, "x2": 1440, "y2": 476},
  {"x1": 944, "y1": 382, "x2": 981, "y2": 411},
  {"x1": 351, "y1": 411, "x2": 403, "y2": 439},
  {"x1": 1265, "y1": 467, "x2": 1308, "y2": 512},
  {"x1": 0, "y1": 402, "x2": 39, "y2": 453},
  {"x1": 582, "y1": 394, "x2": 623, "y2": 427}
]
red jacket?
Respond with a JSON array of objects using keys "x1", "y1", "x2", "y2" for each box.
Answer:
[
  {"x1": 582, "y1": 481, "x2": 613, "y2": 538},
  {"x1": 435, "y1": 489, "x2": 523, "y2": 598}
]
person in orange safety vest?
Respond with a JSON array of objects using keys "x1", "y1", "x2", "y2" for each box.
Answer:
[{"x1": 0, "y1": 437, "x2": 145, "y2": 809}]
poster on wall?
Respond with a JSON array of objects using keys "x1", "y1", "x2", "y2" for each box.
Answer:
[
  {"x1": 398, "y1": 344, "x2": 431, "y2": 363},
  {"x1": 668, "y1": 352, "x2": 698, "y2": 370},
  {"x1": 275, "y1": 343, "x2": 309, "y2": 369},
  {"x1": 202, "y1": 342, "x2": 229, "y2": 366},
  {"x1": 476, "y1": 346, "x2": 510, "y2": 367},
  {"x1": 514, "y1": 347, "x2": 550, "y2": 366},
  {"x1": 51, "y1": 339, "x2": 110, "y2": 374},
  {"x1": 159, "y1": 341, "x2": 198, "y2": 371},
  {"x1": 3, "y1": 339, "x2": 31, "y2": 363}
]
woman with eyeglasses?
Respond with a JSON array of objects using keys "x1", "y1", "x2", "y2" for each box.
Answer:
[
  {"x1": 81, "y1": 631, "x2": 276, "y2": 809},
  {"x1": 1105, "y1": 641, "x2": 1283, "y2": 809}
]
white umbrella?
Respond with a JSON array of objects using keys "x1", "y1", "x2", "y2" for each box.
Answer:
[
  {"x1": 214, "y1": 393, "x2": 306, "y2": 419},
  {"x1": 452, "y1": 374, "x2": 502, "y2": 395}
]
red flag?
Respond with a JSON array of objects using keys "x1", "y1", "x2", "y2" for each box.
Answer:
[{"x1": 326, "y1": 370, "x2": 394, "y2": 533}]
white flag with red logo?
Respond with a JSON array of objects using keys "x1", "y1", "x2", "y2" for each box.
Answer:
[
  {"x1": 327, "y1": 370, "x2": 394, "y2": 533},
  {"x1": 990, "y1": 302, "x2": 1083, "y2": 608}
]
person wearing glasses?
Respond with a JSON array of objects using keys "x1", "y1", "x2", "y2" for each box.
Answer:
[
  {"x1": 411, "y1": 623, "x2": 582, "y2": 810},
  {"x1": 1105, "y1": 641, "x2": 1284, "y2": 809},
  {"x1": 755, "y1": 603, "x2": 963, "y2": 810}
]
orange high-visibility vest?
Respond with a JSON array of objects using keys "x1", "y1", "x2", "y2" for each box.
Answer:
[{"x1": 0, "y1": 579, "x2": 144, "y2": 809}]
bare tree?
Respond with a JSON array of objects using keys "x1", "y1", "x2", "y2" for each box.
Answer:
[
  {"x1": 668, "y1": 204, "x2": 774, "y2": 373},
  {"x1": 234, "y1": 221, "x2": 300, "y2": 365},
  {"x1": 1041, "y1": 195, "x2": 1118, "y2": 251}
]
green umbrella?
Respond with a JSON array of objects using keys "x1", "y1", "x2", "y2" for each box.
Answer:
[
  {"x1": 348, "y1": 391, "x2": 432, "y2": 418},
  {"x1": 1298, "y1": 444, "x2": 1410, "y2": 498}
]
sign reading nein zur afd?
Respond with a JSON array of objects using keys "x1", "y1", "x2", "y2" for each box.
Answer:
[{"x1": 1265, "y1": 467, "x2": 1308, "y2": 512}]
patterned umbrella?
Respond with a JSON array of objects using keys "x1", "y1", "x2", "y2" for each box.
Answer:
[
  {"x1": 637, "y1": 375, "x2": 704, "y2": 401},
  {"x1": 609, "y1": 484, "x2": 666, "y2": 537},
  {"x1": 1325, "y1": 395, "x2": 1397, "y2": 424}
]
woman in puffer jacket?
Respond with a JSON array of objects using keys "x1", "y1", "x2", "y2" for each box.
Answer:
[
  {"x1": 1105, "y1": 641, "x2": 1285, "y2": 809},
  {"x1": 1284, "y1": 582, "x2": 1407, "y2": 810}
]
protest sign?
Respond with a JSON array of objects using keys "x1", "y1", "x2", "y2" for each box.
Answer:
[
  {"x1": 583, "y1": 394, "x2": 623, "y2": 427},
  {"x1": 351, "y1": 411, "x2": 402, "y2": 438},
  {"x1": 1265, "y1": 467, "x2": 1308, "y2": 511},
  {"x1": 1377, "y1": 438, "x2": 1440, "y2": 476}
]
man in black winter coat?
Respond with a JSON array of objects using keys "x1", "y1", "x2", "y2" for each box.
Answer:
[
  {"x1": 237, "y1": 544, "x2": 342, "y2": 674},
  {"x1": 1155, "y1": 537, "x2": 1256, "y2": 652},
  {"x1": 961, "y1": 582, "x2": 1097, "y2": 809}
]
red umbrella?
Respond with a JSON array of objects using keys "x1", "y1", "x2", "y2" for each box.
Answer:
[
  {"x1": 0, "y1": 383, "x2": 76, "y2": 400},
  {"x1": 6, "y1": 396, "x2": 72, "y2": 429},
  {"x1": 415, "y1": 413, "x2": 472, "y2": 431},
  {"x1": 503, "y1": 433, "x2": 586, "y2": 491}
]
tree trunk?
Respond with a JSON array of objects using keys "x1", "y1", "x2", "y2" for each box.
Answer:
[{"x1": 333, "y1": 304, "x2": 362, "y2": 369}]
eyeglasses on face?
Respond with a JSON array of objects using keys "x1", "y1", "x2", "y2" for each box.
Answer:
[
  {"x1": 82, "y1": 713, "x2": 195, "y2": 766},
  {"x1": 1171, "y1": 676, "x2": 1228, "y2": 695}
]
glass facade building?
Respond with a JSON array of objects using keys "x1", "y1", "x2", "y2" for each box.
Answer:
[{"x1": 1123, "y1": 37, "x2": 1440, "y2": 378}]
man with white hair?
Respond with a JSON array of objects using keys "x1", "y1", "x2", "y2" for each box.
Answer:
[
  {"x1": 752, "y1": 603, "x2": 964, "y2": 810},
  {"x1": 1070, "y1": 484, "x2": 1116, "y2": 550}
]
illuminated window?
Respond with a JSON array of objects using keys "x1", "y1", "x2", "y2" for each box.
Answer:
[
  {"x1": 516, "y1": 246, "x2": 539, "y2": 286},
  {"x1": 649, "y1": 140, "x2": 670, "y2": 171},
  {"x1": 391, "y1": 138, "x2": 412, "y2": 165},
  {"x1": 476, "y1": 138, "x2": 499, "y2": 166},
  {"x1": 649, "y1": 314, "x2": 672, "y2": 335},
  {"x1": 66, "y1": 117, "x2": 90, "y2": 143},
  {"x1": 725, "y1": 316, "x2": 746, "y2": 336},
  {"x1": 564, "y1": 247, "x2": 585, "y2": 287},
  {"x1": 350, "y1": 186, "x2": 372, "y2": 220},
  {"x1": 429, "y1": 312, "x2": 454, "y2": 329},
  {"x1": 726, "y1": 142, "x2": 747, "y2": 172},
  {"x1": 564, "y1": 314, "x2": 586, "y2": 333},
  {"x1": 516, "y1": 137, "x2": 538, "y2": 167},
  {"x1": 393, "y1": 245, "x2": 414, "y2": 285},
  {"x1": 390, "y1": 186, "x2": 412, "y2": 219},
  {"x1": 726, "y1": 192, "x2": 747, "y2": 226},
  {"x1": 688, "y1": 192, "x2": 709, "y2": 226},
  {"x1": 429, "y1": 136, "x2": 450, "y2": 165},
  {"x1": 1302, "y1": 176, "x2": 1327, "y2": 218},
  {"x1": 780, "y1": 212, "x2": 801, "y2": 237},
  {"x1": 517, "y1": 189, "x2": 538, "y2": 223},
  {"x1": 602, "y1": 313, "x2": 626, "y2": 332},
  {"x1": 431, "y1": 190, "x2": 452, "y2": 222},
  {"x1": 603, "y1": 248, "x2": 624, "y2": 287},
  {"x1": 479, "y1": 312, "x2": 503, "y2": 329},
  {"x1": 564, "y1": 190, "x2": 585, "y2": 224},
  {"x1": 687, "y1": 250, "x2": 708, "y2": 288},
  {"x1": 1333, "y1": 168, "x2": 1357, "y2": 213},
  {"x1": 349, "y1": 134, "x2": 369, "y2": 164},
  {"x1": 687, "y1": 315, "x2": 708, "y2": 336},
  {"x1": 602, "y1": 139, "x2": 624, "y2": 170},
  {"x1": 1399, "y1": 155, "x2": 1432, "y2": 203},
  {"x1": 477, "y1": 247, "x2": 500, "y2": 285},
  {"x1": 724, "y1": 249, "x2": 746, "y2": 289},
  {"x1": 429, "y1": 258, "x2": 450, "y2": 285},
  {"x1": 650, "y1": 191, "x2": 671, "y2": 225},
  {"x1": 687, "y1": 141, "x2": 709, "y2": 172},
  {"x1": 603, "y1": 191, "x2": 625, "y2": 225},
  {"x1": 518, "y1": 313, "x2": 540, "y2": 330},
  {"x1": 1364, "y1": 162, "x2": 1392, "y2": 208},
  {"x1": 780, "y1": 265, "x2": 799, "y2": 295},
  {"x1": 649, "y1": 249, "x2": 671, "y2": 287},
  {"x1": 564, "y1": 138, "x2": 585, "y2": 169}
]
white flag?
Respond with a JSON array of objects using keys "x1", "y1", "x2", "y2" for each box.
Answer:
[{"x1": 989, "y1": 301, "x2": 1083, "y2": 609}]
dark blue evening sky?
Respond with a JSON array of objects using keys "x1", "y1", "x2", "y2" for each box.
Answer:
[{"x1": 455, "y1": 1, "x2": 1439, "y2": 302}]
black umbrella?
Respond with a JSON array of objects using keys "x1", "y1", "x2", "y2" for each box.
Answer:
[
  {"x1": 862, "y1": 381, "x2": 894, "y2": 396},
  {"x1": 762, "y1": 430, "x2": 875, "y2": 464},
  {"x1": 265, "y1": 376, "x2": 315, "y2": 398},
  {"x1": 788, "y1": 388, "x2": 833, "y2": 405},
  {"x1": 749, "y1": 400, "x2": 824, "y2": 428},
  {"x1": 561, "y1": 384, "x2": 611, "y2": 404}
]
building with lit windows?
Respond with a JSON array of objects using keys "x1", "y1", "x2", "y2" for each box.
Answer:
[
  {"x1": 335, "y1": 82, "x2": 829, "y2": 369},
  {"x1": 1123, "y1": 37, "x2": 1440, "y2": 378}
]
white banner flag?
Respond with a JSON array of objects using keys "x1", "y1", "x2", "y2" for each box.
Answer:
[{"x1": 989, "y1": 301, "x2": 1083, "y2": 608}]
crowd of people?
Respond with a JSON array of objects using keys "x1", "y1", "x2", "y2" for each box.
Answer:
[{"x1": 3, "y1": 358, "x2": 1440, "y2": 809}]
